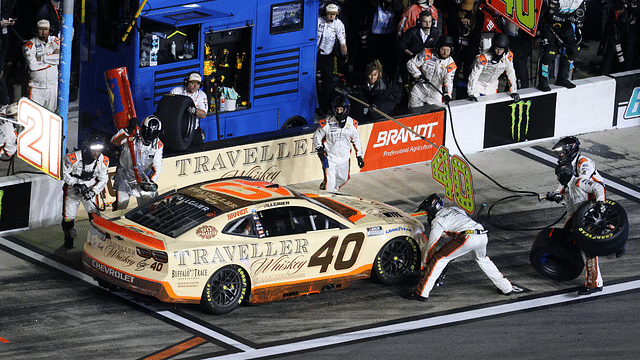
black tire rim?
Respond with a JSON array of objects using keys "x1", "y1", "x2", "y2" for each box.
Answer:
[
  {"x1": 579, "y1": 204, "x2": 620, "y2": 237},
  {"x1": 210, "y1": 268, "x2": 243, "y2": 307},
  {"x1": 379, "y1": 238, "x2": 413, "y2": 277}
]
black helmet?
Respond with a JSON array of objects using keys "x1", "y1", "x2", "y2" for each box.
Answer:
[
  {"x1": 332, "y1": 95, "x2": 350, "y2": 126},
  {"x1": 436, "y1": 35, "x2": 455, "y2": 57},
  {"x1": 552, "y1": 136, "x2": 580, "y2": 165},
  {"x1": 492, "y1": 33, "x2": 509, "y2": 50},
  {"x1": 82, "y1": 135, "x2": 105, "y2": 162},
  {"x1": 555, "y1": 163, "x2": 573, "y2": 186},
  {"x1": 141, "y1": 115, "x2": 162, "y2": 145},
  {"x1": 417, "y1": 193, "x2": 444, "y2": 222}
]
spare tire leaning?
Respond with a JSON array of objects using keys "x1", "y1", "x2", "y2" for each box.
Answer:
[
  {"x1": 572, "y1": 200, "x2": 629, "y2": 256},
  {"x1": 156, "y1": 94, "x2": 198, "y2": 151},
  {"x1": 530, "y1": 228, "x2": 584, "y2": 281}
]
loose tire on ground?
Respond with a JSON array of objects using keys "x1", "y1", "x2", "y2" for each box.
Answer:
[
  {"x1": 201, "y1": 265, "x2": 248, "y2": 315},
  {"x1": 572, "y1": 200, "x2": 629, "y2": 256},
  {"x1": 372, "y1": 236, "x2": 420, "y2": 285},
  {"x1": 530, "y1": 228, "x2": 584, "y2": 281},
  {"x1": 156, "y1": 94, "x2": 198, "y2": 150},
  {"x1": 281, "y1": 115, "x2": 307, "y2": 129}
]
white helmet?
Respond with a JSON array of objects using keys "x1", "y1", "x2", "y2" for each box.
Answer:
[{"x1": 141, "y1": 115, "x2": 162, "y2": 145}]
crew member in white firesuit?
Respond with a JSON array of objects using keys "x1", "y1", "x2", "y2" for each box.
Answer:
[
  {"x1": 537, "y1": 0, "x2": 585, "y2": 91},
  {"x1": 111, "y1": 115, "x2": 163, "y2": 211},
  {"x1": 23, "y1": 19, "x2": 60, "y2": 112},
  {"x1": 61, "y1": 135, "x2": 109, "y2": 249},
  {"x1": 317, "y1": 3, "x2": 348, "y2": 116},
  {"x1": 406, "y1": 35, "x2": 457, "y2": 108},
  {"x1": 313, "y1": 95, "x2": 364, "y2": 192},
  {"x1": 0, "y1": 103, "x2": 18, "y2": 160},
  {"x1": 170, "y1": 71, "x2": 207, "y2": 141},
  {"x1": 405, "y1": 194, "x2": 523, "y2": 301},
  {"x1": 544, "y1": 136, "x2": 610, "y2": 295},
  {"x1": 467, "y1": 33, "x2": 520, "y2": 102}
]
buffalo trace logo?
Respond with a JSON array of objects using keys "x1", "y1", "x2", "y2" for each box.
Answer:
[{"x1": 196, "y1": 225, "x2": 218, "y2": 239}]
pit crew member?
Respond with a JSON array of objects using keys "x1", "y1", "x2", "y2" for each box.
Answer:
[
  {"x1": 61, "y1": 135, "x2": 109, "y2": 249},
  {"x1": 313, "y1": 95, "x2": 364, "y2": 192},
  {"x1": 467, "y1": 33, "x2": 520, "y2": 102},
  {"x1": 111, "y1": 115, "x2": 163, "y2": 211},
  {"x1": 406, "y1": 35, "x2": 457, "y2": 107},
  {"x1": 23, "y1": 19, "x2": 60, "y2": 112},
  {"x1": 405, "y1": 194, "x2": 523, "y2": 301}
]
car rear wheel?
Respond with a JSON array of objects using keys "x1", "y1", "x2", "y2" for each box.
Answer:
[
  {"x1": 530, "y1": 228, "x2": 584, "y2": 281},
  {"x1": 372, "y1": 237, "x2": 420, "y2": 285},
  {"x1": 201, "y1": 265, "x2": 248, "y2": 315},
  {"x1": 572, "y1": 200, "x2": 629, "y2": 256}
]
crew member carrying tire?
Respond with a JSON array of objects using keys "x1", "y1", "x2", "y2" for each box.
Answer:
[
  {"x1": 543, "y1": 136, "x2": 611, "y2": 295},
  {"x1": 404, "y1": 194, "x2": 523, "y2": 302}
]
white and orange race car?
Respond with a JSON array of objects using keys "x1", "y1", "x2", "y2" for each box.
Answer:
[{"x1": 82, "y1": 177, "x2": 427, "y2": 314}]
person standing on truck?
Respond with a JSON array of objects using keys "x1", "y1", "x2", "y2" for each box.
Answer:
[
  {"x1": 466, "y1": 33, "x2": 520, "y2": 102},
  {"x1": 170, "y1": 71, "x2": 207, "y2": 142},
  {"x1": 23, "y1": 19, "x2": 59, "y2": 112},
  {"x1": 406, "y1": 35, "x2": 456, "y2": 107},
  {"x1": 405, "y1": 194, "x2": 523, "y2": 302},
  {"x1": 543, "y1": 136, "x2": 612, "y2": 295},
  {"x1": 317, "y1": 3, "x2": 348, "y2": 116},
  {"x1": 61, "y1": 135, "x2": 109, "y2": 249},
  {"x1": 313, "y1": 95, "x2": 364, "y2": 192},
  {"x1": 111, "y1": 115, "x2": 163, "y2": 211}
]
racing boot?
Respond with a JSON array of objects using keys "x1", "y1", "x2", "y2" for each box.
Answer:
[
  {"x1": 62, "y1": 219, "x2": 77, "y2": 249},
  {"x1": 555, "y1": 59, "x2": 576, "y2": 89},
  {"x1": 538, "y1": 64, "x2": 551, "y2": 92}
]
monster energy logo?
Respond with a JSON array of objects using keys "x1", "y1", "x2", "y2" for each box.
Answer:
[{"x1": 509, "y1": 100, "x2": 531, "y2": 141}]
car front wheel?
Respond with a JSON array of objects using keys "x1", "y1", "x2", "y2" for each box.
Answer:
[
  {"x1": 372, "y1": 237, "x2": 420, "y2": 285},
  {"x1": 202, "y1": 265, "x2": 248, "y2": 315}
]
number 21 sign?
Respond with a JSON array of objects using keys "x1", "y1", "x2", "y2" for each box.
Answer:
[
  {"x1": 17, "y1": 98, "x2": 63, "y2": 180},
  {"x1": 486, "y1": 0, "x2": 544, "y2": 36}
]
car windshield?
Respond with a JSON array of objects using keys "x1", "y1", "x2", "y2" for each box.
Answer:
[{"x1": 125, "y1": 190, "x2": 220, "y2": 238}]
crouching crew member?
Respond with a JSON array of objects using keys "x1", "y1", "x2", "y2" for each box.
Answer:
[{"x1": 62, "y1": 135, "x2": 109, "y2": 249}]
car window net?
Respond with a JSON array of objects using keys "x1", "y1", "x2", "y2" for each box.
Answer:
[{"x1": 125, "y1": 190, "x2": 219, "y2": 238}]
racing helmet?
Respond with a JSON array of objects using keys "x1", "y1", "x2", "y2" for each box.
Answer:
[
  {"x1": 552, "y1": 136, "x2": 580, "y2": 165},
  {"x1": 82, "y1": 135, "x2": 105, "y2": 163},
  {"x1": 490, "y1": 33, "x2": 509, "y2": 62},
  {"x1": 555, "y1": 163, "x2": 573, "y2": 186},
  {"x1": 417, "y1": 193, "x2": 444, "y2": 222},
  {"x1": 436, "y1": 35, "x2": 455, "y2": 58},
  {"x1": 141, "y1": 115, "x2": 162, "y2": 145},
  {"x1": 332, "y1": 95, "x2": 350, "y2": 127}
]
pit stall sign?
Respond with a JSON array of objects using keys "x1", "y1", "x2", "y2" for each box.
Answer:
[
  {"x1": 485, "y1": 0, "x2": 543, "y2": 36},
  {"x1": 17, "y1": 98, "x2": 64, "y2": 180}
]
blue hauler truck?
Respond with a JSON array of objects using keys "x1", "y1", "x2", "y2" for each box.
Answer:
[{"x1": 79, "y1": 0, "x2": 318, "y2": 150}]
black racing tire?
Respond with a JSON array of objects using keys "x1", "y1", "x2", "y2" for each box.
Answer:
[
  {"x1": 572, "y1": 200, "x2": 629, "y2": 256},
  {"x1": 201, "y1": 265, "x2": 248, "y2": 315},
  {"x1": 155, "y1": 94, "x2": 198, "y2": 150},
  {"x1": 530, "y1": 228, "x2": 584, "y2": 281},
  {"x1": 372, "y1": 236, "x2": 420, "y2": 285},
  {"x1": 281, "y1": 115, "x2": 307, "y2": 129}
]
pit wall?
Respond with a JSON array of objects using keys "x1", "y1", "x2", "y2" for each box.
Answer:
[{"x1": 3, "y1": 71, "x2": 638, "y2": 232}]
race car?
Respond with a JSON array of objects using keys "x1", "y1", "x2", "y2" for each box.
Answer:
[{"x1": 82, "y1": 177, "x2": 428, "y2": 314}]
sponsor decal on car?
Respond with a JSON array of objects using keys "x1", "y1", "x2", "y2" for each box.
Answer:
[
  {"x1": 227, "y1": 208, "x2": 249, "y2": 220},
  {"x1": 171, "y1": 268, "x2": 209, "y2": 279},
  {"x1": 385, "y1": 226, "x2": 411, "y2": 234},
  {"x1": 92, "y1": 260, "x2": 135, "y2": 283},
  {"x1": 196, "y1": 225, "x2": 218, "y2": 239},
  {"x1": 173, "y1": 239, "x2": 310, "y2": 266},
  {"x1": 367, "y1": 226, "x2": 383, "y2": 236}
]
